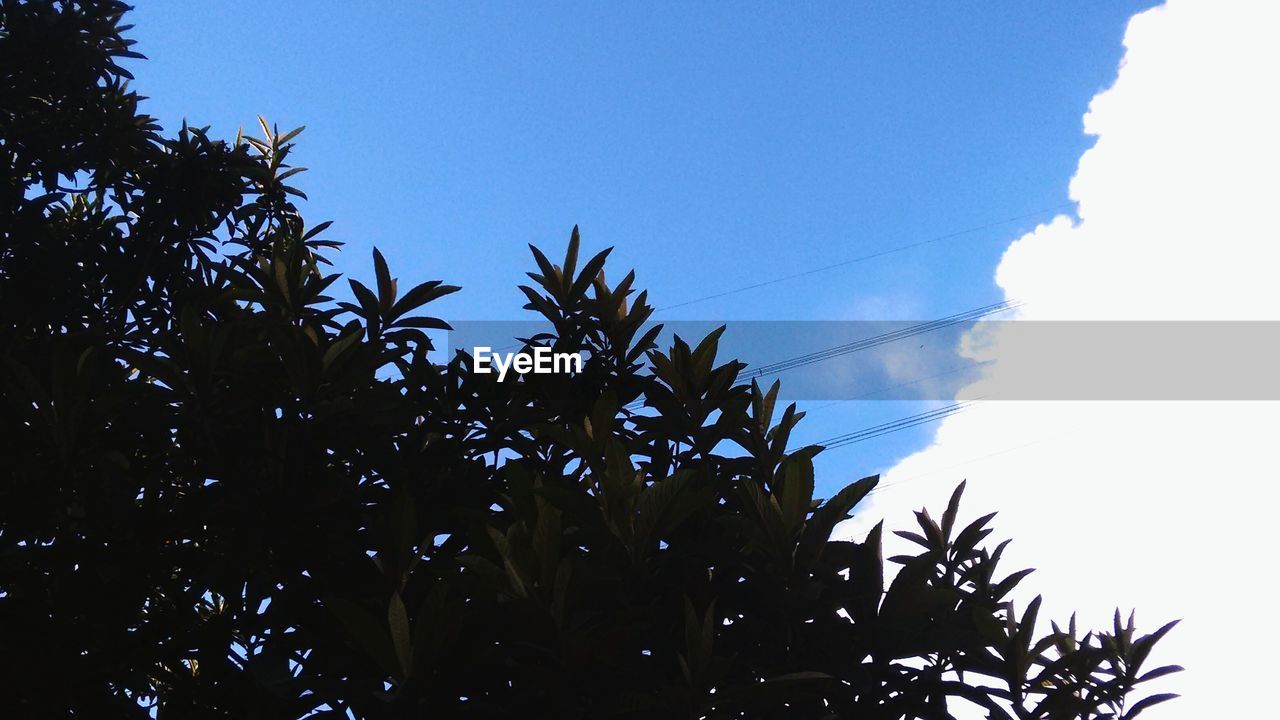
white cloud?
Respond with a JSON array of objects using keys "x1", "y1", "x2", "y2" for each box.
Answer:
[{"x1": 837, "y1": 1, "x2": 1280, "y2": 716}]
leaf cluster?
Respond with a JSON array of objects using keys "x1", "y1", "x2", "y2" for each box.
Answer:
[{"x1": 0, "y1": 3, "x2": 1178, "y2": 718}]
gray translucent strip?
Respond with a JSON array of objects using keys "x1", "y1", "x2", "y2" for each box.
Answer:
[{"x1": 441, "y1": 320, "x2": 1280, "y2": 401}]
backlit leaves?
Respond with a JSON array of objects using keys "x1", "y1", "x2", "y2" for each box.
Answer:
[{"x1": 0, "y1": 3, "x2": 1179, "y2": 719}]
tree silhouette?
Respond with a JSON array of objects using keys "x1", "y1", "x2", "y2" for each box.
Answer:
[{"x1": 0, "y1": 2, "x2": 1179, "y2": 718}]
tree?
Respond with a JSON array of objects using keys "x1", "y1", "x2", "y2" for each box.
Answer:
[{"x1": 0, "y1": 2, "x2": 1178, "y2": 718}]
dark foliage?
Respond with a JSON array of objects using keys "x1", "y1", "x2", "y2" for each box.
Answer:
[{"x1": 0, "y1": 2, "x2": 1179, "y2": 718}]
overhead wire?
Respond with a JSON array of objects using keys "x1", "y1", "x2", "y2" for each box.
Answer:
[
  {"x1": 741, "y1": 300, "x2": 1019, "y2": 380},
  {"x1": 484, "y1": 204, "x2": 1061, "y2": 356},
  {"x1": 622, "y1": 299, "x2": 1014, "y2": 413},
  {"x1": 813, "y1": 400, "x2": 978, "y2": 450},
  {"x1": 483, "y1": 206, "x2": 1058, "y2": 453},
  {"x1": 653, "y1": 204, "x2": 1071, "y2": 313}
]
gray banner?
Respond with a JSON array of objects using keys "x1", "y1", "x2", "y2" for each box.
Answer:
[{"x1": 443, "y1": 319, "x2": 1280, "y2": 401}]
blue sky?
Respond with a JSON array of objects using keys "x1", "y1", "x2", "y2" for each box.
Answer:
[{"x1": 123, "y1": 0, "x2": 1157, "y2": 491}]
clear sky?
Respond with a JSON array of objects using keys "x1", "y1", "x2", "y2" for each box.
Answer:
[
  {"x1": 123, "y1": 2, "x2": 1280, "y2": 716},
  {"x1": 124, "y1": 0, "x2": 1156, "y2": 487}
]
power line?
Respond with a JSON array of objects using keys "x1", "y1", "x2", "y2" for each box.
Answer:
[
  {"x1": 489, "y1": 205, "x2": 1061, "y2": 438},
  {"x1": 742, "y1": 300, "x2": 1019, "y2": 380},
  {"x1": 623, "y1": 300, "x2": 1014, "y2": 412},
  {"x1": 812, "y1": 401, "x2": 977, "y2": 451},
  {"x1": 487, "y1": 204, "x2": 1065, "y2": 355},
  {"x1": 654, "y1": 204, "x2": 1071, "y2": 313}
]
